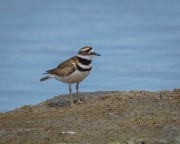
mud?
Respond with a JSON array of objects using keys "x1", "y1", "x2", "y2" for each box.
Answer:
[{"x1": 0, "y1": 90, "x2": 180, "y2": 144}]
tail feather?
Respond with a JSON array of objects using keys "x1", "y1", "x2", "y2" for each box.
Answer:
[
  {"x1": 44, "y1": 68, "x2": 55, "y2": 74},
  {"x1": 41, "y1": 68, "x2": 55, "y2": 81},
  {"x1": 40, "y1": 76, "x2": 51, "y2": 82}
]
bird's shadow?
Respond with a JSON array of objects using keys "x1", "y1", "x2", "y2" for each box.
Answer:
[{"x1": 48, "y1": 91, "x2": 109, "y2": 107}]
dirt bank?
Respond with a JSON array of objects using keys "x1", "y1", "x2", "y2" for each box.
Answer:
[{"x1": 0, "y1": 90, "x2": 180, "y2": 144}]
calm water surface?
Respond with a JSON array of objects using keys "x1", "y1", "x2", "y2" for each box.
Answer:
[{"x1": 0, "y1": 0, "x2": 180, "y2": 112}]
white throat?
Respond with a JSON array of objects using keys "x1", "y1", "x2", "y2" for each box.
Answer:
[{"x1": 77, "y1": 54, "x2": 93, "y2": 60}]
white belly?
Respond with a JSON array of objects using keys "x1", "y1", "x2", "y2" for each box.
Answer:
[{"x1": 54, "y1": 70, "x2": 90, "y2": 84}]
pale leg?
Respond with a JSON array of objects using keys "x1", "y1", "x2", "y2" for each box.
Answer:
[
  {"x1": 69, "y1": 84, "x2": 75, "y2": 106},
  {"x1": 76, "y1": 83, "x2": 84, "y2": 104}
]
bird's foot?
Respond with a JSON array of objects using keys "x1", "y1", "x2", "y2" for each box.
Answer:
[
  {"x1": 77, "y1": 99, "x2": 84, "y2": 104},
  {"x1": 70, "y1": 103, "x2": 76, "y2": 107}
]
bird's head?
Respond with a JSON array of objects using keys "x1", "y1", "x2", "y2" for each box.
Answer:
[{"x1": 77, "y1": 46, "x2": 100, "y2": 60}]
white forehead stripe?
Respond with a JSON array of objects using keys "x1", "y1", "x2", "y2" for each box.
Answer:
[{"x1": 88, "y1": 49, "x2": 94, "y2": 54}]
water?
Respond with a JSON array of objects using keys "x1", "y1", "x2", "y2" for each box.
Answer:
[{"x1": 0, "y1": 0, "x2": 180, "y2": 112}]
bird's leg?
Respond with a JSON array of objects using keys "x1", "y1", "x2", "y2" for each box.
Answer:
[
  {"x1": 76, "y1": 83, "x2": 84, "y2": 104},
  {"x1": 69, "y1": 84, "x2": 75, "y2": 106}
]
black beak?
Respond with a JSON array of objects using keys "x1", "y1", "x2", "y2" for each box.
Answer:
[{"x1": 92, "y1": 52, "x2": 101, "y2": 56}]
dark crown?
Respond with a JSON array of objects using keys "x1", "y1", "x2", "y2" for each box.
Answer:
[{"x1": 78, "y1": 46, "x2": 92, "y2": 55}]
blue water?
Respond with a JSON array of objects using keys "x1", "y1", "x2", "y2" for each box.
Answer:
[{"x1": 0, "y1": 0, "x2": 180, "y2": 112}]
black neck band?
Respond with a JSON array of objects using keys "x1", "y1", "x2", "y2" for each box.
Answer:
[{"x1": 77, "y1": 56, "x2": 91, "y2": 65}]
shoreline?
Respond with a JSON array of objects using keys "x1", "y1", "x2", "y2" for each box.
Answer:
[{"x1": 0, "y1": 90, "x2": 180, "y2": 143}]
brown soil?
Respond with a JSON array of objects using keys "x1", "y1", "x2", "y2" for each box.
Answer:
[{"x1": 0, "y1": 90, "x2": 180, "y2": 144}]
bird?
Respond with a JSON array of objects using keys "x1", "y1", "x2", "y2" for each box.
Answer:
[{"x1": 40, "y1": 46, "x2": 100, "y2": 106}]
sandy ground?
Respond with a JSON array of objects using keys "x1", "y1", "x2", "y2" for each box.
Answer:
[{"x1": 0, "y1": 89, "x2": 180, "y2": 144}]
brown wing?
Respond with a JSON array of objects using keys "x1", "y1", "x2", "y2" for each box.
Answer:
[{"x1": 52, "y1": 56, "x2": 78, "y2": 77}]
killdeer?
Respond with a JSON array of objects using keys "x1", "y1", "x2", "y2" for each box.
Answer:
[{"x1": 40, "y1": 46, "x2": 100, "y2": 106}]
